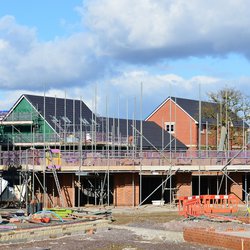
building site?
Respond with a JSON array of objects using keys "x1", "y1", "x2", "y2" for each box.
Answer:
[
  {"x1": 0, "y1": 92, "x2": 249, "y2": 208},
  {"x1": 1, "y1": 92, "x2": 250, "y2": 249}
]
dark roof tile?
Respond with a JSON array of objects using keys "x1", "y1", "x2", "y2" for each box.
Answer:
[
  {"x1": 24, "y1": 94, "x2": 95, "y2": 132},
  {"x1": 100, "y1": 117, "x2": 187, "y2": 149}
]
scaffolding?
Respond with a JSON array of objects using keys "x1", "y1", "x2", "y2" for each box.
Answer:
[{"x1": 0, "y1": 91, "x2": 249, "y2": 211}]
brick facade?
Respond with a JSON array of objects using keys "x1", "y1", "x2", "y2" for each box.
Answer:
[
  {"x1": 147, "y1": 99, "x2": 198, "y2": 149},
  {"x1": 146, "y1": 98, "x2": 246, "y2": 150},
  {"x1": 113, "y1": 173, "x2": 139, "y2": 206},
  {"x1": 184, "y1": 227, "x2": 250, "y2": 250},
  {"x1": 36, "y1": 173, "x2": 75, "y2": 208},
  {"x1": 175, "y1": 172, "x2": 192, "y2": 197},
  {"x1": 230, "y1": 172, "x2": 243, "y2": 201}
]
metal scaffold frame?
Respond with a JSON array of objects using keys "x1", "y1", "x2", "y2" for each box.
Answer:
[{"x1": 0, "y1": 87, "x2": 249, "y2": 211}]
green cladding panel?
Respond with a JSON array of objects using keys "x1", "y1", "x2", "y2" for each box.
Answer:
[{"x1": 2, "y1": 97, "x2": 56, "y2": 144}]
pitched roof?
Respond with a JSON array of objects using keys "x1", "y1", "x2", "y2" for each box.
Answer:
[
  {"x1": 173, "y1": 97, "x2": 216, "y2": 124},
  {"x1": 24, "y1": 94, "x2": 95, "y2": 132},
  {"x1": 147, "y1": 96, "x2": 248, "y2": 127},
  {"x1": 174, "y1": 97, "x2": 248, "y2": 127},
  {"x1": 100, "y1": 117, "x2": 187, "y2": 149},
  {"x1": 3, "y1": 94, "x2": 187, "y2": 149}
]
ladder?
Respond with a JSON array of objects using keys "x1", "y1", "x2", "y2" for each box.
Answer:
[
  {"x1": 52, "y1": 167, "x2": 65, "y2": 207},
  {"x1": 47, "y1": 150, "x2": 65, "y2": 207}
]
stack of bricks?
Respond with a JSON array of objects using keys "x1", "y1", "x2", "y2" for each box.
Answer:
[
  {"x1": 236, "y1": 217, "x2": 250, "y2": 224},
  {"x1": 184, "y1": 227, "x2": 250, "y2": 250}
]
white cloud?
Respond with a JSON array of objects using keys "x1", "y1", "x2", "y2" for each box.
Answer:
[
  {"x1": 83, "y1": 0, "x2": 250, "y2": 62},
  {"x1": 1, "y1": 2, "x2": 250, "y2": 92},
  {"x1": 87, "y1": 69, "x2": 250, "y2": 118},
  {"x1": 0, "y1": 15, "x2": 105, "y2": 90},
  {"x1": 1, "y1": 0, "x2": 250, "y2": 117},
  {"x1": 0, "y1": 39, "x2": 8, "y2": 50},
  {"x1": 1, "y1": 69, "x2": 249, "y2": 120},
  {"x1": 90, "y1": 70, "x2": 228, "y2": 118},
  {"x1": 0, "y1": 87, "x2": 95, "y2": 111},
  {"x1": 0, "y1": 15, "x2": 37, "y2": 52},
  {"x1": 109, "y1": 70, "x2": 221, "y2": 96}
]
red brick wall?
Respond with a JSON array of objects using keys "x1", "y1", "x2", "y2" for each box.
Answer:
[
  {"x1": 201, "y1": 126, "x2": 245, "y2": 150},
  {"x1": 184, "y1": 227, "x2": 250, "y2": 250},
  {"x1": 147, "y1": 99, "x2": 246, "y2": 149},
  {"x1": 60, "y1": 173, "x2": 75, "y2": 207},
  {"x1": 36, "y1": 173, "x2": 75, "y2": 208},
  {"x1": 147, "y1": 99, "x2": 198, "y2": 149},
  {"x1": 176, "y1": 172, "x2": 192, "y2": 197},
  {"x1": 230, "y1": 172, "x2": 243, "y2": 201},
  {"x1": 113, "y1": 173, "x2": 139, "y2": 206},
  {"x1": 200, "y1": 127, "x2": 217, "y2": 149}
]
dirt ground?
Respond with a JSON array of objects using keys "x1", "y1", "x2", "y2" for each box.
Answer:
[{"x1": 1, "y1": 205, "x2": 246, "y2": 250}]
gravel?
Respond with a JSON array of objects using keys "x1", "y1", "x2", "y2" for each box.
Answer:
[{"x1": 0, "y1": 206, "x2": 229, "y2": 250}]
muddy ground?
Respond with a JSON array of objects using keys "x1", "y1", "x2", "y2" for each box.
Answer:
[{"x1": 1, "y1": 205, "x2": 247, "y2": 250}]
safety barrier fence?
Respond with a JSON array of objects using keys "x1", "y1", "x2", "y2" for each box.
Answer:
[{"x1": 178, "y1": 194, "x2": 239, "y2": 217}]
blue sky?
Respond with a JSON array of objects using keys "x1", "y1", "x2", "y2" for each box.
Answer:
[
  {"x1": 1, "y1": 0, "x2": 250, "y2": 118},
  {"x1": 0, "y1": 0, "x2": 82, "y2": 40}
]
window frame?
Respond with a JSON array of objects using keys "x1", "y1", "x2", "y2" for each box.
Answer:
[{"x1": 165, "y1": 122, "x2": 175, "y2": 134}]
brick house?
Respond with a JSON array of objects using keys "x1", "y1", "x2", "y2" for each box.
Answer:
[{"x1": 146, "y1": 97, "x2": 247, "y2": 150}]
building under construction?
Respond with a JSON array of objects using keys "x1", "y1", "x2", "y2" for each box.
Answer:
[{"x1": 0, "y1": 94, "x2": 249, "y2": 209}]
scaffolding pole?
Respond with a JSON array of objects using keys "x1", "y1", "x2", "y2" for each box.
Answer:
[
  {"x1": 138, "y1": 169, "x2": 179, "y2": 206},
  {"x1": 132, "y1": 126, "x2": 174, "y2": 165},
  {"x1": 169, "y1": 89, "x2": 172, "y2": 205},
  {"x1": 43, "y1": 87, "x2": 46, "y2": 207},
  {"x1": 78, "y1": 97, "x2": 83, "y2": 208},
  {"x1": 217, "y1": 145, "x2": 247, "y2": 195},
  {"x1": 106, "y1": 95, "x2": 110, "y2": 206},
  {"x1": 94, "y1": 85, "x2": 97, "y2": 154},
  {"x1": 126, "y1": 98, "x2": 129, "y2": 155},
  {"x1": 198, "y1": 83, "x2": 201, "y2": 196},
  {"x1": 34, "y1": 173, "x2": 53, "y2": 206},
  {"x1": 140, "y1": 82, "x2": 143, "y2": 205}
]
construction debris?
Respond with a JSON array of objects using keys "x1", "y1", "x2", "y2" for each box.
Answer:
[{"x1": 0, "y1": 207, "x2": 112, "y2": 234}]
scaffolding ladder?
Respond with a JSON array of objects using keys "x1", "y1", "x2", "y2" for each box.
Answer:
[
  {"x1": 52, "y1": 167, "x2": 65, "y2": 207},
  {"x1": 47, "y1": 150, "x2": 65, "y2": 207}
]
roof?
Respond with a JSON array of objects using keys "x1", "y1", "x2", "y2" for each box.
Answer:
[
  {"x1": 173, "y1": 97, "x2": 216, "y2": 124},
  {"x1": 10, "y1": 94, "x2": 96, "y2": 133},
  {"x1": 100, "y1": 117, "x2": 187, "y2": 149},
  {"x1": 147, "y1": 96, "x2": 248, "y2": 128},
  {"x1": 3, "y1": 94, "x2": 187, "y2": 149}
]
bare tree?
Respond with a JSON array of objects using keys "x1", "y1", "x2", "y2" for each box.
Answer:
[
  {"x1": 205, "y1": 87, "x2": 250, "y2": 126},
  {"x1": 203, "y1": 87, "x2": 250, "y2": 150}
]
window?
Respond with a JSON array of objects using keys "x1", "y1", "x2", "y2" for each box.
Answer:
[
  {"x1": 80, "y1": 118, "x2": 89, "y2": 125},
  {"x1": 61, "y1": 116, "x2": 71, "y2": 123},
  {"x1": 51, "y1": 115, "x2": 59, "y2": 124},
  {"x1": 201, "y1": 124, "x2": 206, "y2": 134},
  {"x1": 165, "y1": 122, "x2": 175, "y2": 133}
]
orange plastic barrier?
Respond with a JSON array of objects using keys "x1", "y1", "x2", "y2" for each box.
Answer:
[{"x1": 178, "y1": 194, "x2": 239, "y2": 217}]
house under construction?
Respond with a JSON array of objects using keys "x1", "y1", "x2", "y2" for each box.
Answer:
[{"x1": 0, "y1": 94, "x2": 249, "y2": 209}]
